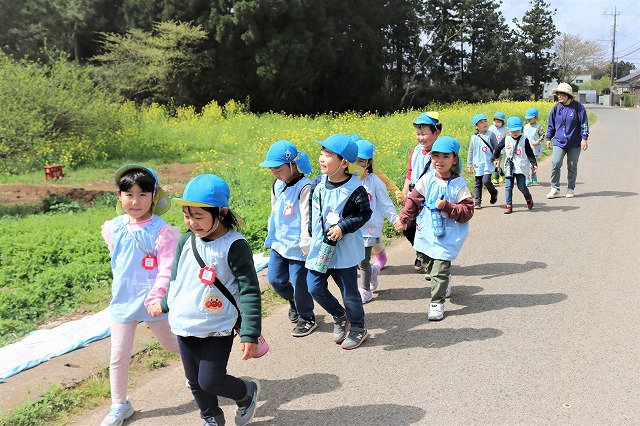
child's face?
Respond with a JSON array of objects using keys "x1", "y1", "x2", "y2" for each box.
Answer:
[
  {"x1": 118, "y1": 184, "x2": 153, "y2": 222},
  {"x1": 527, "y1": 117, "x2": 538, "y2": 125},
  {"x1": 509, "y1": 130, "x2": 523, "y2": 138},
  {"x1": 319, "y1": 147, "x2": 347, "y2": 177},
  {"x1": 430, "y1": 151, "x2": 458, "y2": 178},
  {"x1": 475, "y1": 119, "x2": 489, "y2": 133},
  {"x1": 183, "y1": 206, "x2": 217, "y2": 238},
  {"x1": 493, "y1": 119, "x2": 503, "y2": 128},
  {"x1": 354, "y1": 157, "x2": 371, "y2": 171},
  {"x1": 269, "y1": 163, "x2": 295, "y2": 183},
  {"x1": 415, "y1": 126, "x2": 440, "y2": 150}
]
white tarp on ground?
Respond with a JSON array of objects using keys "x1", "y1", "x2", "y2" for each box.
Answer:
[{"x1": 0, "y1": 252, "x2": 269, "y2": 383}]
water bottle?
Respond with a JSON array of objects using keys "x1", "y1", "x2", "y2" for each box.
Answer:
[
  {"x1": 310, "y1": 234, "x2": 337, "y2": 273},
  {"x1": 430, "y1": 196, "x2": 445, "y2": 237}
]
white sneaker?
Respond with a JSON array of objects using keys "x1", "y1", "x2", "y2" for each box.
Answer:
[
  {"x1": 101, "y1": 400, "x2": 134, "y2": 426},
  {"x1": 428, "y1": 303, "x2": 445, "y2": 321},
  {"x1": 370, "y1": 265, "x2": 380, "y2": 291},
  {"x1": 546, "y1": 188, "x2": 560, "y2": 199},
  {"x1": 445, "y1": 281, "x2": 452, "y2": 298},
  {"x1": 566, "y1": 189, "x2": 575, "y2": 198},
  {"x1": 359, "y1": 288, "x2": 373, "y2": 304}
]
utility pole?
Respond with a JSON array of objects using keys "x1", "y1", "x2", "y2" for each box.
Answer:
[{"x1": 605, "y1": 6, "x2": 620, "y2": 87}]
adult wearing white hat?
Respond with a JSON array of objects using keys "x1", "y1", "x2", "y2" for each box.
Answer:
[{"x1": 545, "y1": 82, "x2": 589, "y2": 198}]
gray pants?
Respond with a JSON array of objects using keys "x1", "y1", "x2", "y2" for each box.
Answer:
[{"x1": 550, "y1": 145, "x2": 581, "y2": 190}]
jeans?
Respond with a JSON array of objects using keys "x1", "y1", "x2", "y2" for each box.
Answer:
[
  {"x1": 267, "y1": 249, "x2": 315, "y2": 318},
  {"x1": 473, "y1": 174, "x2": 498, "y2": 205},
  {"x1": 178, "y1": 335, "x2": 247, "y2": 419},
  {"x1": 307, "y1": 266, "x2": 365, "y2": 328},
  {"x1": 504, "y1": 174, "x2": 532, "y2": 205},
  {"x1": 550, "y1": 145, "x2": 581, "y2": 190}
]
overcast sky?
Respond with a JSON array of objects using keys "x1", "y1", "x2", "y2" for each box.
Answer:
[{"x1": 501, "y1": 0, "x2": 640, "y2": 71}]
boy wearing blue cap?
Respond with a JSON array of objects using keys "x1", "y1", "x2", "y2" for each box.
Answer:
[
  {"x1": 401, "y1": 112, "x2": 442, "y2": 271},
  {"x1": 523, "y1": 108, "x2": 545, "y2": 186},
  {"x1": 395, "y1": 136, "x2": 474, "y2": 321},
  {"x1": 306, "y1": 134, "x2": 372, "y2": 350},
  {"x1": 493, "y1": 117, "x2": 538, "y2": 214},
  {"x1": 353, "y1": 139, "x2": 400, "y2": 303},
  {"x1": 489, "y1": 112, "x2": 507, "y2": 185},
  {"x1": 161, "y1": 174, "x2": 262, "y2": 426},
  {"x1": 260, "y1": 140, "x2": 317, "y2": 337},
  {"x1": 467, "y1": 114, "x2": 499, "y2": 209}
]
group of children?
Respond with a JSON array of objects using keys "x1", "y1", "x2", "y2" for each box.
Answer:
[{"x1": 100, "y1": 107, "x2": 546, "y2": 426}]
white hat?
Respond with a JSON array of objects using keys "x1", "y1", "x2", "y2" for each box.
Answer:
[{"x1": 552, "y1": 82, "x2": 574, "y2": 98}]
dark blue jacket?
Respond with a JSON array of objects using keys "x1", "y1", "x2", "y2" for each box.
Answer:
[{"x1": 546, "y1": 100, "x2": 589, "y2": 149}]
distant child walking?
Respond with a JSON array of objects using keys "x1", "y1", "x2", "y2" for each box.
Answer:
[
  {"x1": 159, "y1": 175, "x2": 261, "y2": 426},
  {"x1": 489, "y1": 112, "x2": 506, "y2": 185},
  {"x1": 306, "y1": 134, "x2": 372, "y2": 350},
  {"x1": 101, "y1": 164, "x2": 180, "y2": 426},
  {"x1": 493, "y1": 117, "x2": 538, "y2": 214},
  {"x1": 259, "y1": 140, "x2": 317, "y2": 337},
  {"x1": 467, "y1": 114, "x2": 499, "y2": 209},
  {"x1": 394, "y1": 137, "x2": 474, "y2": 321},
  {"x1": 523, "y1": 107, "x2": 545, "y2": 186},
  {"x1": 353, "y1": 138, "x2": 400, "y2": 303}
]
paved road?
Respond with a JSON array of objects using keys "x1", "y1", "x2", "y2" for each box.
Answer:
[{"x1": 57, "y1": 106, "x2": 640, "y2": 425}]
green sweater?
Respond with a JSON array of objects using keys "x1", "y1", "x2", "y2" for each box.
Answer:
[{"x1": 161, "y1": 231, "x2": 262, "y2": 344}]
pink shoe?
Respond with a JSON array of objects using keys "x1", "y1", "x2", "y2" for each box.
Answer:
[{"x1": 373, "y1": 247, "x2": 387, "y2": 269}]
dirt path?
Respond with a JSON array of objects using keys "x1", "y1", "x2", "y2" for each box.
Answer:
[{"x1": 0, "y1": 163, "x2": 197, "y2": 205}]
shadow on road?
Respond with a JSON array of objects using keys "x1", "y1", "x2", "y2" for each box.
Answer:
[
  {"x1": 455, "y1": 260, "x2": 547, "y2": 279},
  {"x1": 571, "y1": 190, "x2": 638, "y2": 198}
]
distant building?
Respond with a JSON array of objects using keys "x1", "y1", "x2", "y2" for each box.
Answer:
[{"x1": 614, "y1": 70, "x2": 640, "y2": 95}]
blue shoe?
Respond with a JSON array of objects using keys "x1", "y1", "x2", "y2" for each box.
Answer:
[
  {"x1": 235, "y1": 379, "x2": 260, "y2": 426},
  {"x1": 204, "y1": 413, "x2": 226, "y2": 426},
  {"x1": 101, "y1": 400, "x2": 134, "y2": 426}
]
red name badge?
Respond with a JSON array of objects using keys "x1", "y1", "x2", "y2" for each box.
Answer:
[
  {"x1": 142, "y1": 254, "x2": 157, "y2": 270},
  {"x1": 283, "y1": 204, "x2": 293, "y2": 217},
  {"x1": 199, "y1": 266, "x2": 217, "y2": 285}
]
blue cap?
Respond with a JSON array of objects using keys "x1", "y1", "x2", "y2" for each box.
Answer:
[
  {"x1": 431, "y1": 136, "x2": 460, "y2": 155},
  {"x1": 174, "y1": 174, "x2": 231, "y2": 208},
  {"x1": 316, "y1": 134, "x2": 358, "y2": 163},
  {"x1": 260, "y1": 140, "x2": 312, "y2": 174},
  {"x1": 413, "y1": 112, "x2": 438, "y2": 126},
  {"x1": 348, "y1": 134, "x2": 363, "y2": 142},
  {"x1": 493, "y1": 112, "x2": 506, "y2": 121},
  {"x1": 114, "y1": 164, "x2": 171, "y2": 216},
  {"x1": 355, "y1": 139, "x2": 375, "y2": 160},
  {"x1": 524, "y1": 108, "x2": 538, "y2": 119},
  {"x1": 472, "y1": 114, "x2": 488, "y2": 125},
  {"x1": 507, "y1": 116, "x2": 523, "y2": 131}
]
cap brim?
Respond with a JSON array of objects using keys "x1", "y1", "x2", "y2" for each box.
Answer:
[
  {"x1": 114, "y1": 164, "x2": 156, "y2": 184},
  {"x1": 259, "y1": 160, "x2": 285, "y2": 168}
]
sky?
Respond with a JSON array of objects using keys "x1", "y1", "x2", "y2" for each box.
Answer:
[{"x1": 501, "y1": 0, "x2": 640, "y2": 73}]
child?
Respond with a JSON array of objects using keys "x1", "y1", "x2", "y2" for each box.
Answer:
[
  {"x1": 492, "y1": 117, "x2": 538, "y2": 214},
  {"x1": 259, "y1": 140, "x2": 317, "y2": 337},
  {"x1": 100, "y1": 164, "x2": 180, "y2": 426},
  {"x1": 467, "y1": 114, "x2": 499, "y2": 209},
  {"x1": 353, "y1": 139, "x2": 400, "y2": 303},
  {"x1": 489, "y1": 112, "x2": 506, "y2": 185},
  {"x1": 394, "y1": 137, "x2": 474, "y2": 321},
  {"x1": 348, "y1": 133, "x2": 403, "y2": 270},
  {"x1": 400, "y1": 112, "x2": 442, "y2": 271},
  {"x1": 158, "y1": 174, "x2": 261, "y2": 426},
  {"x1": 306, "y1": 134, "x2": 372, "y2": 350},
  {"x1": 523, "y1": 107, "x2": 545, "y2": 186}
]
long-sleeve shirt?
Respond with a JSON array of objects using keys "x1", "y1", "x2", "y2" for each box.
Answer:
[
  {"x1": 546, "y1": 100, "x2": 589, "y2": 149},
  {"x1": 493, "y1": 135, "x2": 538, "y2": 168}
]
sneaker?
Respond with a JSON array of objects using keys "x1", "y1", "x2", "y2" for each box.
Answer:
[
  {"x1": 332, "y1": 314, "x2": 350, "y2": 343},
  {"x1": 490, "y1": 193, "x2": 498, "y2": 204},
  {"x1": 491, "y1": 177, "x2": 499, "y2": 185},
  {"x1": 566, "y1": 189, "x2": 575, "y2": 198},
  {"x1": 531, "y1": 176, "x2": 538, "y2": 185},
  {"x1": 414, "y1": 253, "x2": 424, "y2": 271},
  {"x1": 203, "y1": 413, "x2": 226, "y2": 426},
  {"x1": 546, "y1": 188, "x2": 560, "y2": 199},
  {"x1": 358, "y1": 288, "x2": 373, "y2": 304},
  {"x1": 474, "y1": 203, "x2": 482, "y2": 209},
  {"x1": 370, "y1": 265, "x2": 380, "y2": 291},
  {"x1": 499, "y1": 176, "x2": 505, "y2": 183},
  {"x1": 525, "y1": 179, "x2": 531, "y2": 186},
  {"x1": 287, "y1": 300, "x2": 299, "y2": 323},
  {"x1": 235, "y1": 379, "x2": 260, "y2": 426},
  {"x1": 341, "y1": 326, "x2": 368, "y2": 350},
  {"x1": 526, "y1": 198, "x2": 534, "y2": 210},
  {"x1": 428, "y1": 303, "x2": 445, "y2": 321},
  {"x1": 291, "y1": 316, "x2": 317, "y2": 337},
  {"x1": 504, "y1": 205, "x2": 512, "y2": 214},
  {"x1": 424, "y1": 273, "x2": 431, "y2": 281},
  {"x1": 101, "y1": 400, "x2": 134, "y2": 426}
]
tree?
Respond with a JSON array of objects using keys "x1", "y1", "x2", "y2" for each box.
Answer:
[
  {"x1": 553, "y1": 33, "x2": 607, "y2": 84},
  {"x1": 515, "y1": 0, "x2": 558, "y2": 100}
]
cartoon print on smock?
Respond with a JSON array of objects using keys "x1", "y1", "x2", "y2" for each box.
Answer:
[
  {"x1": 417, "y1": 175, "x2": 451, "y2": 235},
  {"x1": 197, "y1": 261, "x2": 226, "y2": 315}
]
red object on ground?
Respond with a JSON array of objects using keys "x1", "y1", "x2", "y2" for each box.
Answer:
[{"x1": 44, "y1": 164, "x2": 64, "y2": 179}]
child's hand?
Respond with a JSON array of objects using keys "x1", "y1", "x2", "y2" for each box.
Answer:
[
  {"x1": 533, "y1": 165, "x2": 539, "y2": 172},
  {"x1": 327, "y1": 225, "x2": 343, "y2": 242},
  {"x1": 240, "y1": 341, "x2": 257, "y2": 360},
  {"x1": 466, "y1": 166, "x2": 473, "y2": 173},
  {"x1": 394, "y1": 219, "x2": 406, "y2": 232},
  {"x1": 493, "y1": 160, "x2": 500, "y2": 167},
  {"x1": 435, "y1": 197, "x2": 446, "y2": 210},
  {"x1": 147, "y1": 302, "x2": 163, "y2": 317}
]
